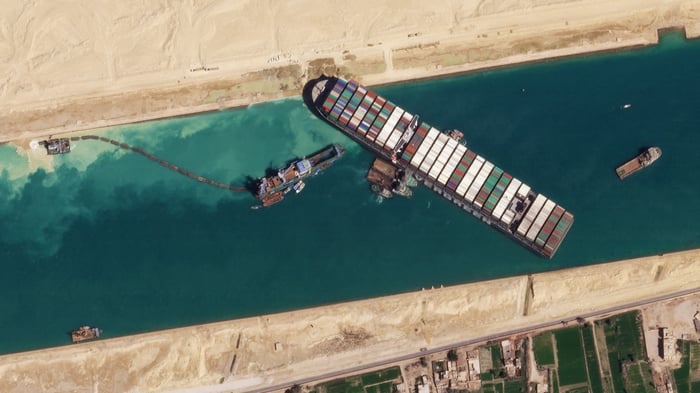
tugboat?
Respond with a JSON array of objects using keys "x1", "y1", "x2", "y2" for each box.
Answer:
[
  {"x1": 255, "y1": 144, "x2": 345, "y2": 207},
  {"x1": 71, "y1": 326, "x2": 102, "y2": 343},
  {"x1": 41, "y1": 138, "x2": 71, "y2": 155},
  {"x1": 447, "y1": 129, "x2": 465, "y2": 145},
  {"x1": 293, "y1": 180, "x2": 306, "y2": 194},
  {"x1": 616, "y1": 147, "x2": 662, "y2": 180},
  {"x1": 366, "y1": 158, "x2": 416, "y2": 198}
]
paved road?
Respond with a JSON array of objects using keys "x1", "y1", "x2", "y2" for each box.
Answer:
[{"x1": 241, "y1": 285, "x2": 700, "y2": 393}]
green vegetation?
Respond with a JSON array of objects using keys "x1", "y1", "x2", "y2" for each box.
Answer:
[
  {"x1": 491, "y1": 344, "x2": 503, "y2": 368},
  {"x1": 672, "y1": 340, "x2": 700, "y2": 393},
  {"x1": 503, "y1": 380, "x2": 525, "y2": 393},
  {"x1": 624, "y1": 362, "x2": 654, "y2": 393},
  {"x1": 528, "y1": 313, "x2": 652, "y2": 393},
  {"x1": 675, "y1": 341, "x2": 691, "y2": 393},
  {"x1": 581, "y1": 325, "x2": 604, "y2": 393},
  {"x1": 551, "y1": 369, "x2": 559, "y2": 393},
  {"x1": 488, "y1": 343, "x2": 506, "y2": 378},
  {"x1": 317, "y1": 367, "x2": 402, "y2": 393},
  {"x1": 554, "y1": 327, "x2": 588, "y2": 386},
  {"x1": 598, "y1": 311, "x2": 650, "y2": 393},
  {"x1": 533, "y1": 332, "x2": 555, "y2": 366},
  {"x1": 566, "y1": 387, "x2": 590, "y2": 393},
  {"x1": 360, "y1": 368, "x2": 401, "y2": 386},
  {"x1": 324, "y1": 379, "x2": 363, "y2": 393},
  {"x1": 479, "y1": 341, "x2": 527, "y2": 393},
  {"x1": 447, "y1": 349, "x2": 458, "y2": 361}
]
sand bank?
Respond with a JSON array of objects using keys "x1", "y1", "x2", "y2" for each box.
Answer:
[
  {"x1": 2, "y1": 248, "x2": 700, "y2": 393},
  {"x1": 2, "y1": 0, "x2": 700, "y2": 144}
]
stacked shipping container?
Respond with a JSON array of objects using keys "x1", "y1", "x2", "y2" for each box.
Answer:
[{"x1": 316, "y1": 77, "x2": 573, "y2": 258}]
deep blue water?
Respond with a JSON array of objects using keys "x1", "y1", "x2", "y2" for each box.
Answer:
[{"x1": 0, "y1": 32, "x2": 698, "y2": 354}]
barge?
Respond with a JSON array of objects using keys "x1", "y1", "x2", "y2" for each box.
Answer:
[
  {"x1": 616, "y1": 147, "x2": 661, "y2": 180},
  {"x1": 42, "y1": 138, "x2": 71, "y2": 155},
  {"x1": 366, "y1": 158, "x2": 414, "y2": 199},
  {"x1": 71, "y1": 326, "x2": 102, "y2": 343},
  {"x1": 255, "y1": 144, "x2": 345, "y2": 207},
  {"x1": 309, "y1": 77, "x2": 573, "y2": 258}
]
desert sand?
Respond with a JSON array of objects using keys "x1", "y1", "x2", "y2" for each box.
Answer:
[
  {"x1": 1, "y1": 0, "x2": 700, "y2": 144},
  {"x1": 1, "y1": 249, "x2": 700, "y2": 393},
  {"x1": 2, "y1": 2, "x2": 700, "y2": 392}
]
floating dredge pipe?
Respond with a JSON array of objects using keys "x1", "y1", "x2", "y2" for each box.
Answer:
[{"x1": 68, "y1": 135, "x2": 247, "y2": 192}]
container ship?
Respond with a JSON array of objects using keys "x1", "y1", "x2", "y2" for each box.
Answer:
[
  {"x1": 309, "y1": 77, "x2": 573, "y2": 258},
  {"x1": 615, "y1": 147, "x2": 661, "y2": 180},
  {"x1": 255, "y1": 144, "x2": 345, "y2": 207}
]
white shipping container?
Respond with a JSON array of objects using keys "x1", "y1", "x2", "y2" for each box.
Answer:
[
  {"x1": 376, "y1": 108, "x2": 404, "y2": 146},
  {"x1": 435, "y1": 139, "x2": 457, "y2": 168},
  {"x1": 411, "y1": 151, "x2": 427, "y2": 169},
  {"x1": 526, "y1": 200, "x2": 556, "y2": 241},
  {"x1": 385, "y1": 128, "x2": 404, "y2": 150},
  {"x1": 456, "y1": 156, "x2": 485, "y2": 196},
  {"x1": 501, "y1": 210, "x2": 516, "y2": 225},
  {"x1": 437, "y1": 145, "x2": 466, "y2": 185},
  {"x1": 517, "y1": 194, "x2": 547, "y2": 235},
  {"x1": 516, "y1": 183, "x2": 531, "y2": 198},
  {"x1": 410, "y1": 128, "x2": 439, "y2": 167},
  {"x1": 493, "y1": 179, "x2": 522, "y2": 220},
  {"x1": 428, "y1": 156, "x2": 448, "y2": 179},
  {"x1": 419, "y1": 148, "x2": 440, "y2": 173},
  {"x1": 400, "y1": 112, "x2": 413, "y2": 125},
  {"x1": 465, "y1": 162, "x2": 494, "y2": 202},
  {"x1": 420, "y1": 135, "x2": 447, "y2": 173}
]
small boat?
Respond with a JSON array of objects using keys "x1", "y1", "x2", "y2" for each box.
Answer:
[
  {"x1": 71, "y1": 326, "x2": 102, "y2": 343},
  {"x1": 371, "y1": 184, "x2": 394, "y2": 199},
  {"x1": 622, "y1": 104, "x2": 632, "y2": 109},
  {"x1": 366, "y1": 159, "x2": 414, "y2": 198},
  {"x1": 293, "y1": 180, "x2": 306, "y2": 194},
  {"x1": 615, "y1": 147, "x2": 662, "y2": 180},
  {"x1": 448, "y1": 129, "x2": 464, "y2": 141}
]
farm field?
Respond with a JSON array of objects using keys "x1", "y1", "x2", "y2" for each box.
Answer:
[{"x1": 530, "y1": 311, "x2": 652, "y2": 393}]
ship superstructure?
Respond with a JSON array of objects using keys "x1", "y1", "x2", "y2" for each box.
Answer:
[{"x1": 310, "y1": 77, "x2": 573, "y2": 258}]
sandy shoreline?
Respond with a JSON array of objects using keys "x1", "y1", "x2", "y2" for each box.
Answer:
[
  {"x1": 2, "y1": 0, "x2": 699, "y2": 144},
  {"x1": 2, "y1": 2, "x2": 700, "y2": 392},
  {"x1": 2, "y1": 248, "x2": 700, "y2": 393}
]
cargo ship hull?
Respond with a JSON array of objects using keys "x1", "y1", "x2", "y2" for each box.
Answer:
[
  {"x1": 309, "y1": 77, "x2": 573, "y2": 258},
  {"x1": 616, "y1": 147, "x2": 662, "y2": 180}
]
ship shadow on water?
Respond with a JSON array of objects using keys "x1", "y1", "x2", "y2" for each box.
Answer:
[
  {"x1": 241, "y1": 176, "x2": 260, "y2": 196},
  {"x1": 302, "y1": 76, "x2": 331, "y2": 123}
]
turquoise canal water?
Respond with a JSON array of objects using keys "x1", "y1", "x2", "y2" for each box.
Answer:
[{"x1": 1, "y1": 33, "x2": 699, "y2": 354}]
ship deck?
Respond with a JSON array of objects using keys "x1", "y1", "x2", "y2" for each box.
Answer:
[
  {"x1": 311, "y1": 77, "x2": 573, "y2": 258},
  {"x1": 616, "y1": 157, "x2": 643, "y2": 179}
]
